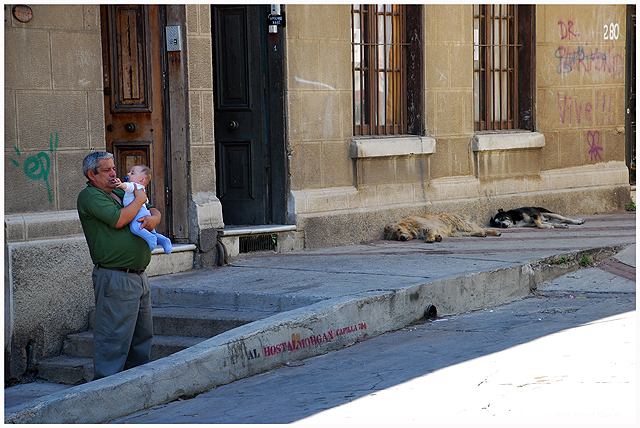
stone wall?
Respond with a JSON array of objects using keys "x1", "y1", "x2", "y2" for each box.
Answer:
[
  {"x1": 3, "y1": 4, "x2": 225, "y2": 380},
  {"x1": 4, "y1": 4, "x2": 104, "y2": 214},
  {"x1": 287, "y1": 4, "x2": 630, "y2": 248},
  {"x1": 285, "y1": 4, "x2": 354, "y2": 191},
  {"x1": 184, "y1": 4, "x2": 224, "y2": 266},
  {"x1": 4, "y1": 4, "x2": 104, "y2": 380},
  {"x1": 536, "y1": 4, "x2": 627, "y2": 169}
]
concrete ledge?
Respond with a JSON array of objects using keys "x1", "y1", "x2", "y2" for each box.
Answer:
[
  {"x1": 147, "y1": 244, "x2": 196, "y2": 277},
  {"x1": 217, "y1": 224, "x2": 296, "y2": 236},
  {"x1": 472, "y1": 132, "x2": 545, "y2": 151},
  {"x1": 290, "y1": 162, "x2": 628, "y2": 220},
  {"x1": 217, "y1": 226, "x2": 302, "y2": 259},
  {"x1": 5, "y1": 246, "x2": 622, "y2": 424},
  {"x1": 350, "y1": 136, "x2": 436, "y2": 158},
  {"x1": 4, "y1": 210, "x2": 83, "y2": 243}
]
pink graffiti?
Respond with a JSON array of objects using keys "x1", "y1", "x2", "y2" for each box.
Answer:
[
  {"x1": 587, "y1": 130, "x2": 603, "y2": 161},
  {"x1": 558, "y1": 91, "x2": 616, "y2": 126},
  {"x1": 554, "y1": 17, "x2": 624, "y2": 76},
  {"x1": 558, "y1": 20, "x2": 580, "y2": 40}
]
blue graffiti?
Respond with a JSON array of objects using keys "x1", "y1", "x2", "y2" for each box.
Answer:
[{"x1": 554, "y1": 45, "x2": 607, "y2": 75}]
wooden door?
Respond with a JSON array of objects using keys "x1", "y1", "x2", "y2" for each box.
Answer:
[
  {"x1": 101, "y1": 5, "x2": 168, "y2": 234},
  {"x1": 212, "y1": 5, "x2": 268, "y2": 225}
]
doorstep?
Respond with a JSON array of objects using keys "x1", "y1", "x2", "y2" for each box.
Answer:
[
  {"x1": 216, "y1": 225, "x2": 303, "y2": 259},
  {"x1": 147, "y1": 243, "x2": 197, "y2": 277}
]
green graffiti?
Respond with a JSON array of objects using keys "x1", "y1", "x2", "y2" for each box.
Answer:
[
  {"x1": 10, "y1": 147, "x2": 20, "y2": 166},
  {"x1": 49, "y1": 132, "x2": 58, "y2": 153},
  {"x1": 10, "y1": 133, "x2": 57, "y2": 202},
  {"x1": 24, "y1": 152, "x2": 51, "y2": 201}
]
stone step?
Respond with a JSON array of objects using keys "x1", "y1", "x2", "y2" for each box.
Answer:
[
  {"x1": 39, "y1": 305, "x2": 275, "y2": 385},
  {"x1": 151, "y1": 306, "x2": 272, "y2": 337},
  {"x1": 150, "y1": 285, "x2": 321, "y2": 312},
  {"x1": 87, "y1": 307, "x2": 273, "y2": 336},
  {"x1": 216, "y1": 224, "x2": 303, "y2": 259},
  {"x1": 61, "y1": 330, "x2": 221, "y2": 360},
  {"x1": 36, "y1": 356, "x2": 94, "y2": 385},
  {"x1": 38, "y1": 335, "x2": 207, "y2": 385},
  {"x1": 147, "y1": 243, "x2": 196, "y2": 277}
]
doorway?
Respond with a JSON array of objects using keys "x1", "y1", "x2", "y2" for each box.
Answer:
[
  {"x1": 211, "y1": 5, "x2": 287, "y2": 226},
  {"x1": 626, "y1": 4, "x2": 636, "y2": 186},
  {"x1": 101, "y1": 5, "x2": 169, "y2": 234}
]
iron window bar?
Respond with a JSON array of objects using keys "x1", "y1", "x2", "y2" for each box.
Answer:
[
  {"x1": 474, "y1": 4, "x2": 520, "y2": 131},
  {"x1": 352, "y1": 4, "x2": 408, "y2": 136}
]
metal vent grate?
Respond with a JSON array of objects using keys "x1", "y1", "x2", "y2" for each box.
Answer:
[{"x1": 239, "y1": 234, "x2": 277, "y2": 253}]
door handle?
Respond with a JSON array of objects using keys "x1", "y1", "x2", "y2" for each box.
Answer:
[
  {"x1": 124, "y1": 122, "x2": 138, "y2": 133},
  {"x1": 228, "y1": 120, "x2": 239, "y2": 130}
]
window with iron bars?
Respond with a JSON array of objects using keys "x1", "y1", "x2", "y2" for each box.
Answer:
[
  {"x1": 352, "y1": 4, "x2": 409, "y2": 136},
  {"x1": 474, "y1": 4, "x2": 534, "y2": 131}
]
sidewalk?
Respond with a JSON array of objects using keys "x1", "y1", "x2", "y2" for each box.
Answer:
[
  {"x1": 4, "y1": 211, "x2": 636, "y2": 424},
  {"x1": 112, "y1": 254, "x2": 636, "y2": 424}
]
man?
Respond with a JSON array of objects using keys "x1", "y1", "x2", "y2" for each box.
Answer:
[{"x1": 77, "y1": 151, "x2": 161, "y2": 380}]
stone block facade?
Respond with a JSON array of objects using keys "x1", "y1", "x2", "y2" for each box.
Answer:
[{"x1": 4, "y1": 4, "x2": 632, "y2": 381}]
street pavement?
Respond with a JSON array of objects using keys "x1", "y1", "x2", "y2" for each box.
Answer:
[
  {"x1": 4, "y1": 211, "x2": 636, "y2": 424},
  {"x1": 111, "y1": 244, "x2": 636, "y2": 425}
]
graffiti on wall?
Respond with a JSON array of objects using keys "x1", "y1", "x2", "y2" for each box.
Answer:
[
  {"x1": 554, "y1": 20, "x2": 624, "y2": 76},
  {"x1": 553, "y1": 16, "x2": 625, "y2": 162},
  {"x1": 10, "y1": 133, "x2": 58, "y2": 202},
  {"x1": 557, "y1": 90, "x2": 616, "y2": 162},
  {"x1": 587, "y1": 130, "x2": 603, "y2": 161},
  {"x1": 557, "y1": 90, "x2": 616, "y2": 126}
]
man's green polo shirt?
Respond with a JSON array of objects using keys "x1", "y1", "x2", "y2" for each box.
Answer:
[{"x1": 77, "y1": 182, "x2": 153, "y2": 270}]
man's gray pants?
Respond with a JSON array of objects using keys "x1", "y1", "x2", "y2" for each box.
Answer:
[{"x1": 92, "y1": 266, "x2": 153, "y2": 380}]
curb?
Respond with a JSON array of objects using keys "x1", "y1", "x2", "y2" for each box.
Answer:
[{"x1": 4, "y1": 246, "x2": 625, "y2": 424}]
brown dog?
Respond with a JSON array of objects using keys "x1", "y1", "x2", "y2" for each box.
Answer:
[{"x1": 385, "y1": 213, "x2": 501, "y2": 243}]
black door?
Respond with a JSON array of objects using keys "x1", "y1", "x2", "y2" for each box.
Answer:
[
  {"x1": 212, "y1": 5, "x2": 273, "y2": 225},
  {"x1": 626, "y1": 5, "x2": 636, "y2": 185}
]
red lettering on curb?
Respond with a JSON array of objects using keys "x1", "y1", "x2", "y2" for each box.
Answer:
[{"x1": 260, "y1": 322, "x2": 368, "y2": 358}]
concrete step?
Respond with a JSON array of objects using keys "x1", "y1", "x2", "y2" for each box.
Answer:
[
  {"x1": 147, "y1": 243, "x2": 196, "y2": 277},
  {"x1": 38, "y1": 335, "x2": 208, "y2": 385},
  {"x1": 87, "y1": 307, "x2": 273, "y2": 336},
  {"x1": 216, "y1": 224, "x2": 303, "y2": 260},
  {"x1": 152, "y1": 306, "x2": 273, "y2": 337},
  {"x1": 39, "y1": 306, "x2": 276, "y2": 385},
  {"x1": 36, "y1": 356, "x2": 94, "y2": 385},
  {"x1": 59, "y1": 333, "x2": 207, "y2": 361},
  {"x1": 150, "y1": 282, "x2": 322, "y2": 312},
  {"x1": 60, "y1": 313, "x2": 264, "y2": 360}
]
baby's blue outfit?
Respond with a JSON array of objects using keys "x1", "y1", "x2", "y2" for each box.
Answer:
[{"x1": 122, "y1": 182, "x2": 172, "y2": 254}]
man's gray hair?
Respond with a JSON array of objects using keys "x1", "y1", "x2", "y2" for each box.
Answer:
[{"x1": 82, "y1": 152, "x2": 114, "y2": 178}]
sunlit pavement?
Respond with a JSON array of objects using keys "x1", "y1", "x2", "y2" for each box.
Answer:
[{"x1": 296, "y1": 310, "x2": 636, "y2": 425}]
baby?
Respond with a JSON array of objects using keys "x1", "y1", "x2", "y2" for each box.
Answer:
[{"x1": 114, "y1": 165, "x2": 172, "y2": 254}]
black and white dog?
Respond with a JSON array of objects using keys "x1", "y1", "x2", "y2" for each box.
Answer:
[{"x1": 490, "y1": 207, "x2": 585, "y2": 229}]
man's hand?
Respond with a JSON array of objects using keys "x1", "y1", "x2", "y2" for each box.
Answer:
[
  {"x1": 114, "y1": 187, "x2": 148, "y2": 229},
  {"x1": 133, "y1": 186, "x2": 147, "y2": 200},
  {"x1": 137, "y1": 208, "x2": 161, "y2": 231}
]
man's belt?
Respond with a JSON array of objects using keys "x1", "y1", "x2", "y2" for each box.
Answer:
[{"x1": 96, "y1": 264, "x2": 146, "y2": 275}]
